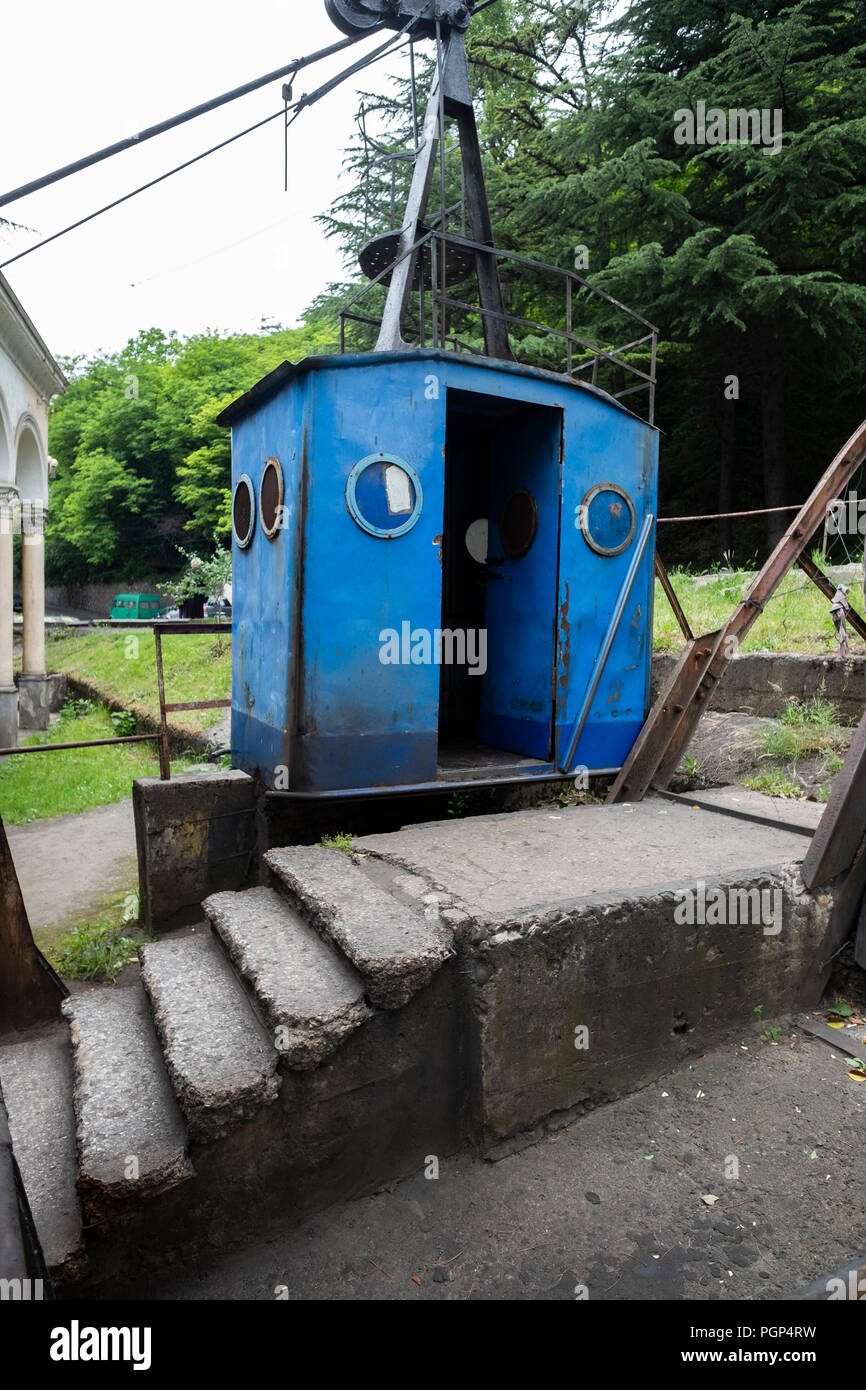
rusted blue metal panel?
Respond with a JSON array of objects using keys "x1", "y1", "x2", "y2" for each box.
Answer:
[{"x1": 221, "y1": 350, "x2": 658, "y2": 792}]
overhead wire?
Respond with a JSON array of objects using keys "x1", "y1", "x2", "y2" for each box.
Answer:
[
  {"x1": 0, "y1": 29, "x2": 384, "y2": 211},
  {"x1": 0, "y1": 26, "x2": 414, "y2": 273}
]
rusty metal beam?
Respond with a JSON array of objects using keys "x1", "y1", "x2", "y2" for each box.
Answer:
[
  {"x1": 163, "y1": 700, "x2": 231, "y2": 714},
  {"x1": 0, "y1": 813, "x2": 67, "y2": 1035},
  {"x1": 153, "y1": 628, "x2": 172, "y2": 781},
  {"x1": 802, "y1": 706, "x2": 866, "y2": 888},
  {"x1": 609, "y1": 417, "x2": 866, "y2": 803},
  {"x1": 606, "y1": 630, "x2": 725, "y2": 803},
  {"x1": 796, "y1": 551, "x2": 866, "y2": 642},
  {"x1": 0, "y1": 734, "x2": 156, "y2": 757},
  {"x1": 654, "y1": 552, "x2": 693, "y2": 641}
]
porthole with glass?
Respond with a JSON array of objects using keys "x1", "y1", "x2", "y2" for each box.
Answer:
[
  {"x1": 500, "y1": 488, "x2": 538, "y2": 559},
  {"x1": 346, "y1": 454, "x2": 423, "y2": 539},
  {"x1": 579, "y1": 483, "x2": 637, "y2": 557},
  {"x1": 259, "y1": 456, "x2": 284, "y2": 539},
  {"x1": 232, "y1": 474, "x2": 256, "y2": 549}
]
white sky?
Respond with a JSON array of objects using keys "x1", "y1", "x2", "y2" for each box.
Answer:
[{"x1": 0, "y1": 1, "x2": 409, "y2": 361}]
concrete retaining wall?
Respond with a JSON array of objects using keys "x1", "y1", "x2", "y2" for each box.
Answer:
[
  {"x1": 133, "y1": 772, "x2": 257, "y2": 930},
  {"x1": 469, "y1": 866, "x2": 831, "y2": 1143},
  {"x1": 45, "y1": 580, "x2": 173, "y2": 618},
  {"x1": 652, "y1": 651, "x2": 866, "y2": 721}
]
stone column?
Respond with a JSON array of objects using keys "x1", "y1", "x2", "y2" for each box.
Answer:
[
  {"x1": 18, "y1": 500, "x2": 49, "y2": 731},
  {"x1": 0, "y1": 488, "x2": 17, "y2": 748}
]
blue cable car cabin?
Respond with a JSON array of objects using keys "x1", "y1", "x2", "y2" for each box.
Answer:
[{"x1": 218, "y1": 348, "x2": 659, "y2": 796}]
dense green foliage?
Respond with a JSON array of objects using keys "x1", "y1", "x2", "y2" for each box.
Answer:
[
  {"x1": 46, "y1": 320, "x2": 336, "y2": 583},
  {"x1": 45, "y1": 0, "x2": 866, "y2": 581}
]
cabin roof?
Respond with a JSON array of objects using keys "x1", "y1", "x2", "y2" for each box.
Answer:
[{"x1": 216, "y1": 349, "x2": 657, "y2": 429}]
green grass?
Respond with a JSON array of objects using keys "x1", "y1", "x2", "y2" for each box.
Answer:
[
  {"x1": 0, "y1": 702, "x2": 197, "y2": 825},
  {"x1": 653, "y1": 560, "x2": 864, "y2": 654},
  {"x1": 759, "y1": 697, "x2": 849, "y2": 761},
  {"x1": 47, "y1": 919, "x2": 143, "y2": 982},
  {"x1": 743, "y1": 770, "x2": 804, "y2": 798},
  {"x1": 319, "y1": 833, "x2": 355, "y2": 854},
  {"x1": 37, "y1": 627, "x2": 231, "y2": 736}
]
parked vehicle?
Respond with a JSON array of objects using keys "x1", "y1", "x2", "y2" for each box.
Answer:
[
  {"x1": 205, "y1": 596, "x2": 232, "y2": 620},
  {"x1": 12, "y1": 592, "x2": 22, "y2": 613},
  {"x1": 109, "y1": 593, "x2": 163, "y2": 621}
]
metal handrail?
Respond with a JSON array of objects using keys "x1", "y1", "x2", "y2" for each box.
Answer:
[
  {"x1": 0, "y1": 622, "x2": 231, "y2": 781},
  {"x1": 558, "y1": 514, "x2": 656, "y2": 774},
  {"x1": 339, "y1": 226, "x2": 659, "y2": 423}
]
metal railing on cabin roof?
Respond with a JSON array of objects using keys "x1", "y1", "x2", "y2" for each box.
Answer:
[{"x1": 339, "y1": 227, "x2": 659, "y2": 425}]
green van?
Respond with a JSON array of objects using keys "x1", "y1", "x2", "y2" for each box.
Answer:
[{"x1": 110, "y1": 593, "x2": 163, "y2": 621}]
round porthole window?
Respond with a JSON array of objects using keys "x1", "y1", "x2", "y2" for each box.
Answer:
[
  {"x1": 579, "y1": 483, "x2": 637, "y2": 557},
  {"x1": 346, "y1": 454, "x2": 423, "y2": 539},
  {"x1": 500, "y1": 488, "x2": 538, "y2": 559},
  {"x1": 259, "y1": 456, "x2": 284, "y2": 539},
  {"x1": 232, "y1": 474, "x2": 256, "y2": 549}
]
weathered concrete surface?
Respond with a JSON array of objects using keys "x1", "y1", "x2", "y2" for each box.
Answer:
[
  {"x1": 206, "y1": 887, "x2": 371, "y2": 1070},
  {"x1": 6, "y1": 800, "x2": 138, "y2": 945},
  {"x1": 0, "y1": 687, "x2": 17, "y2": 750},
  {"x1": 111, "y1": 1030, "x2": 866, "y2": 1302},
  {"x1": 355, "y1": 800, "x2": 823, "y2": 923},
  {"x1": 653, "y1": 650, "x2": 866, "y2": 721},
  {"x1": 62, "y1": 987, "x2": 192, "y2": 1216},
  {"x1": 139, "y1": 934, "x2": 279, "y2": 1141},
  {"x1": 266, "y1": 845, "x2": 456, "y2": 1009},
  {"x1": 0, "y1": 1027, "x2": 83, "y2": 1276},
  {"x1": 471, "y1": 866, "x2": 827, "y2": 1141},
  {"x1": 16, "y1": 673, "x2": 51, "y2": 731},
  {"x1": 134, "y1": 771, "x2": 256, "y2": 931},
  {"x1": 357, "y1": 801, "x2": 835, "y2": 1142},
  {"x1": 663, "y1": 785, "x2": 825, "y2": 835},
  {"x1": 63, "y1": 960, "x2": 467, "y2": 1293}
]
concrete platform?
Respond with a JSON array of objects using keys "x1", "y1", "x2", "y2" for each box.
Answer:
[
  {"x1": 355, "y1": 797, "x2": 820, "y2": 923},
  {"x1": 357, "y1": 799, "x2": 835, "y2": 1141},
  {"x1": 659, "y1": 786, "x2": 826, "y2": 836}
]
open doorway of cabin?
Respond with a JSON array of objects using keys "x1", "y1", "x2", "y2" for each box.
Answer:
[{"x1": 438, "y1": 388, "x2": 564, "y2": 781}]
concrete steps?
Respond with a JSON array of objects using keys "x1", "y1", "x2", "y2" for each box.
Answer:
[
  {"x1": 0, "y1": 844, "x2": 464, "y2": 1287},
  {"x1": 139, "y1": 935, "x2": 280, "y2": 1142},
  {"x1": 265, "y1": 845, "x2": 456, "y2": 1008},
  {"x1": 62, "y1": 987, "x2": 192, "y2": 1219},
  {"x1": 205, "y1": 886, "x2": 371, "y2": 1069},
  {"x1": 0, "y1": 1029, "x2": 83, "y2": 1278}
]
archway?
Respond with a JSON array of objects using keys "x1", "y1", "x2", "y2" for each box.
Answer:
[{"x1": 14, "y1": 419, "x2": 46, "y2": 505}]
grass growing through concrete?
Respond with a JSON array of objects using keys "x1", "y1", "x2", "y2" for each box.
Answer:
[
  {"x1": 319, "y1": 833, "x2": 356, "y2": 853},
  {"x1": 44, "y1": 889, "x2": 151, "y2": 982},
  {"x1": 48, "y1": 920, "x2": 142, "y2": 982},
  {"x1": 38, "y1": 627, "x2": 231, "y2": 736},
  {"x1": 653, "y1": 556, "x2": 864, "y2": 654},
  {"x1": 742, "y1": 697, "x2": 850, "y2": 801},
  {"x1": 0, "y1": 701, "x2": 197, "y2": 824}
]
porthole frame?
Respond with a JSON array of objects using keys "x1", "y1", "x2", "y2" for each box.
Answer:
[
  {"x1": 346, "y1": 453, "x2": 424, "y2": 540},
  {"x1": 232, "y1": 473, "x2": 256, "y2": 550},
  {"x1": 259, "y1": 456, "x2": 285, "y2": 541},
  {"x1": 499, "y1": 487, "x2": 539, "y2": 560},
  {"x1": 579, "y1": 482, "x2": 638, "y2": 558}
]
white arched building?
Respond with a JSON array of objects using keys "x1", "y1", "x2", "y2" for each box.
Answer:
[{"x1": 0, "y1": 271, "x2": 67, "y2": 747}]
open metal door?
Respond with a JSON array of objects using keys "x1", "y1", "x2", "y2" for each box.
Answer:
[{"x1": 478, "y1": 405, "x2": 563, "y2": 759}]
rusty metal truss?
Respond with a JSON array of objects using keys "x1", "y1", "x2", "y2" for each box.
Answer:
[{"x1": 609, "y1": 418, "x2": 866, "y2": 804}]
